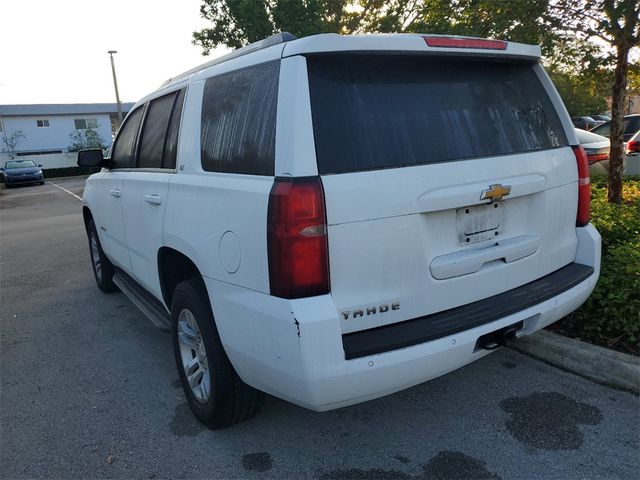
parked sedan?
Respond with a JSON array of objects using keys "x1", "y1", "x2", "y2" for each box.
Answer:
[
  {"x1": 571, "y1": 116, "x2": 598, "y2": 130},
  {"x1": 590, "y1": 114, "x2": 640, "y2": 142},
  {"x1": 2, "y1": 160, "x2": 45, "y2": 188},
  {"x1": 575, "y1": 128, "x2": 610, "y2": 174},
  {"x1": 588, "y1": 114, "x2": 640, "y2": 175},
  {"x1": 626, "y1": 130, "x2": 640, "y2": 156}
]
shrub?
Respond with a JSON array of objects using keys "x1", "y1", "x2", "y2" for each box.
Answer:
[
  {"x1": 68, "y1": 127, "x2": 106, "y2": 152},
  {"x1": 555, "y1": 176, "x2": 640, "y2": 355},
  {"x1": 589, "y1": 175, "x2": 640, "y2": 251},
  {"x1": 42, "y1": 166, "x2": 100, "y2": 179}
]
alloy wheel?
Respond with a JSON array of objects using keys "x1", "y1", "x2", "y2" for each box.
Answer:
[
  {"x1": 90, "y1": 232, "x2": 102, "y2": 280},
  {"x1": 177, "y1": 309, "x2": 211, "y2": 403}
]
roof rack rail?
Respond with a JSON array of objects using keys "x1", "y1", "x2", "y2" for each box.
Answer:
[{"x1": 161, "y1": 32, "x2": 297, "y2": 87}]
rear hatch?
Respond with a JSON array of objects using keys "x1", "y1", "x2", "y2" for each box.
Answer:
[{"x1": 306, "y1": 54, "x2": 578, "y2": 334}]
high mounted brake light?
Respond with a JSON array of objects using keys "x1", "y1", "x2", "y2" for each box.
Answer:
[
  {"x1": 573, "y1": 146, "x2": 591, "y2": 227},
  {"x1": 423, "y1": 37, "x2": 507, "y2": 50},
  {"x1": 267, "y1": 177, "x2": 330, "y2": 299}
]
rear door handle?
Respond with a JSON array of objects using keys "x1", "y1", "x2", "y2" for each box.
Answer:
[
  {"x1": 144, "y1": 194, "x2": 162, "y2": 205},
  {"x1": 109, "y1": 189, "x2": 121, "y2": 198}
]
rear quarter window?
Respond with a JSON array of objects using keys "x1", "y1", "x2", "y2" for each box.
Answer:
[
  {"x1": 200, "y1": 61, "x2": 279, "y2": 176},
  {"x1": 307, "y1": 56, "x2": 568, "y2": 174}
]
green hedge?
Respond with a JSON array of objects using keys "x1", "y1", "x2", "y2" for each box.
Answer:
[{"x1": 554, "y1": 175, "x2": 640, "y2": 355}]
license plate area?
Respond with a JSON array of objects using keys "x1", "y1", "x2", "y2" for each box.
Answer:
[{"x1": 457, "y1": 203, "x2": 502, "y2": 244}]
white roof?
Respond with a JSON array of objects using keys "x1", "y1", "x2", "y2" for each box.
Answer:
[
  {"x1": 283, "y1": 33, "x2": 541, "y2": 59},
  {"x1": 155, "y1": 33, "x2": 541, "y2": 100}
]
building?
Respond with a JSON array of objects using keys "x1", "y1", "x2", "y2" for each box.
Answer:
[
  {"x1": 605, "y1": 93, "x2": 640, "y2": 115},
  {"x1": 0, "y1": 103, "x2": 134, "y2": 161}
]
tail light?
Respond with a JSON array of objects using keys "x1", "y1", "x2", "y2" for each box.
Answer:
[
  {"x1": 573, "y1": 146, "x2": 590, "y2": 227},
  {"x1": 267, "y1": 177, "x2": 329, "y2": 299},
  {"x1": 627, "y1": 140, "x2": 640, "y2": 154},
  {"x1": 586, "y1": 152, "x2": 608, "y2": 164}
]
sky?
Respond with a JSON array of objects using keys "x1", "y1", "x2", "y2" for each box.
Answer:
[
  {"x1": 0, "y1": 0, "x2": 229, "y2": 105},
  {"x1": 2, "y1": 1, "x2": 636, "y2": 107}
]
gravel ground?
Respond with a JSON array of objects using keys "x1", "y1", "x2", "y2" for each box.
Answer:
[{"x1": 1, "y1": 178, "x2": 638, "y2": 479}]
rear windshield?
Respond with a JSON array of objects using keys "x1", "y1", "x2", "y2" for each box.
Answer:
[
  {"x1": 6, "y1": 160, "x2": 37, "y2": 169},
  {"x1": 307, "y1": 56, "x2": 568, "y2": 174}
]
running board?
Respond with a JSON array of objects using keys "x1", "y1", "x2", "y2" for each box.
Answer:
[{"x1": 113, "y1": 270, "x2": 171, "y2": 331}]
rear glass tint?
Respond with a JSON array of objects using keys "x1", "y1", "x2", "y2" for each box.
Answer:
[
  {"x1": 201, "y1": 61, "x2": 279, "y2": 176},
  {"x1": 111, "y1": 107, "x2": 143, "y2": 169},
  {"x1": 307, "y1": 56, "x2": 567, "y2": 174},
  {"x1": 163, "y1": 89, "x2": 185, "y2": 169},
  {"x1": 138, "y1": 91, "x2": 178, "y2": 169}
]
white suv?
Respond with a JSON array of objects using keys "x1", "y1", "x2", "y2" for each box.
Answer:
[{"x1": 79, "y1": 33, "x2": 601, "y2": 429}]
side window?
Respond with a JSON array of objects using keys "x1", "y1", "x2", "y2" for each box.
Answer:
[
  {"x1": 201, "y1": 61, "x2": 279, "y2": 175},
  {"x1": 138, "y1": 91, "x2": 178, "y2": 169},
  {"x1": 591, "y1": 122, "x2": 610, "y2": 138},
  {"x1": 624, "y1": 117, "x2": 639, "y2": 135},
  {"x1": 162, "y1": 89, "x2": 185, "y2": 170},
  {"x1": 111, "y1": 107, "x2": 144, "y2": 169}
]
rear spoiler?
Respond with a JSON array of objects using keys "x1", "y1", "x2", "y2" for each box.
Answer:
[{"x1": 283, "y1": 33, "x2": 541, "y2": 62}]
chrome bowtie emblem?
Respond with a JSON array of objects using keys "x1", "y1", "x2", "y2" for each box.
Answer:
[{"x1": 481, "y1": 183, "x2": 511, "y2": 203}]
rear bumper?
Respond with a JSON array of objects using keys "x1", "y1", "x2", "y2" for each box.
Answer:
[
  {"x1": 206, "y1": 224, "x2": 600, "y2": 411},
  {"x1": 342, "y1": 262, "x2": 593, "y2": 360}
]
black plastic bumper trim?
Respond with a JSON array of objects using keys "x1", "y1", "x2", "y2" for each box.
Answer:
[{"x1": 342, "y1": 263, "x2": 594, "y2": 360}]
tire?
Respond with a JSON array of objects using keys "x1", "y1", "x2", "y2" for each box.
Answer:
[
  {"x1": 171, "y1": 278, "x2": 264, "y2": 429},
  {"x1": 87, "y1": 218, "x2": 118, "y2": 293},
  {"x1": 39, "y1": 181, "x2": 45, "y2": 185}
]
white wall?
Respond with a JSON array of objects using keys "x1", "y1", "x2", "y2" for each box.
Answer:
[
  {"x1": 0, "y1": 151, "x2": 79, "y2": 169},
  {"x1": 0, "y1": 113, "x2": 113, "y2": 154}
]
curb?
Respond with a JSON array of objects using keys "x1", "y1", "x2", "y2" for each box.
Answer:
[{"x1": 510, "y1": 330, "x2": 640, "y2": 394}]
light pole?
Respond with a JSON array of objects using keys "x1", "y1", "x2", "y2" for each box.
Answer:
[{"x1": 108, "y1": 50, "x2": 124, "y2": 127}]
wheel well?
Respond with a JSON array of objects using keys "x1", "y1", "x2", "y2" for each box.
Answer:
[
  {"x1": 82, "y1": 207, "x2": 92, "y2": 232},
  {"x1": 158, "y1": 247, "x2": 202, "y2": 308}
]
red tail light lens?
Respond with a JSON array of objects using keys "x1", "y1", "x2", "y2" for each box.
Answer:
[
  {"x1": 423, "y1": 36, "x2": 507, "y2": 50},
  {"x1": 627, "y1": 140, "x2": 640, "y2": 153},
  {"x1": 586, "y1": 152, "x2": 608, "y2": 164},
  {"x1": 267, "y1": 177, "x2": 329, "y2": 299},
  {"x1": 573, "y1": 146, "x2": 590, "y2": 227}
]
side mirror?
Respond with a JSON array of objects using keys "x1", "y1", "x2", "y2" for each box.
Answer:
[
  {"x1": 78, "y1": 149, "x2": 112, "y2": 168},
  {"x1": 38, "y1": 164, "x2": 43, "y2": 167}
]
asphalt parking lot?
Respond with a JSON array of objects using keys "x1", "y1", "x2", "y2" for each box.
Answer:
[{"x1": 1, "y1": 177, "x2": 638, "y2": 479}]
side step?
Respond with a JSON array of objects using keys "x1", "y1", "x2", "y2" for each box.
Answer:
[{"x1": 113, "y1": 270, "x2": 171, "y2": 331}]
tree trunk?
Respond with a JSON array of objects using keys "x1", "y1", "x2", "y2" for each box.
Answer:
[{"x1": 607, "y1": 43, "x2": 630, "y2": 204}]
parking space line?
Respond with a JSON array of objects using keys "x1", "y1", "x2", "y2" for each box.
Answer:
[{"x1": 47, "y1": 180, "x2": 83, "y2": 201}]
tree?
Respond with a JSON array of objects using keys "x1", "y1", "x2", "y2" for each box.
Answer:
[
  {"x1": 549, "y1": 70, "x2": 609, "y2": 116},
  {"x1": 1, "y1": 130, "x2": 26, "y2": 159},
  {"x1": 546, "y1": 0, "x2": 640, "y2": 204},
  {"x1": 193, "y1": 0, "x2": 559, "y2": 54},
  {"x1": 193, "y1": 0, "x2": 639, "y2": 203},
  {"x1": 628, "y1": 61, "x2": 640, "y2": 95},
  {"x1": 68, "y1": 127, "x2": 106, "y2": 152}
]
